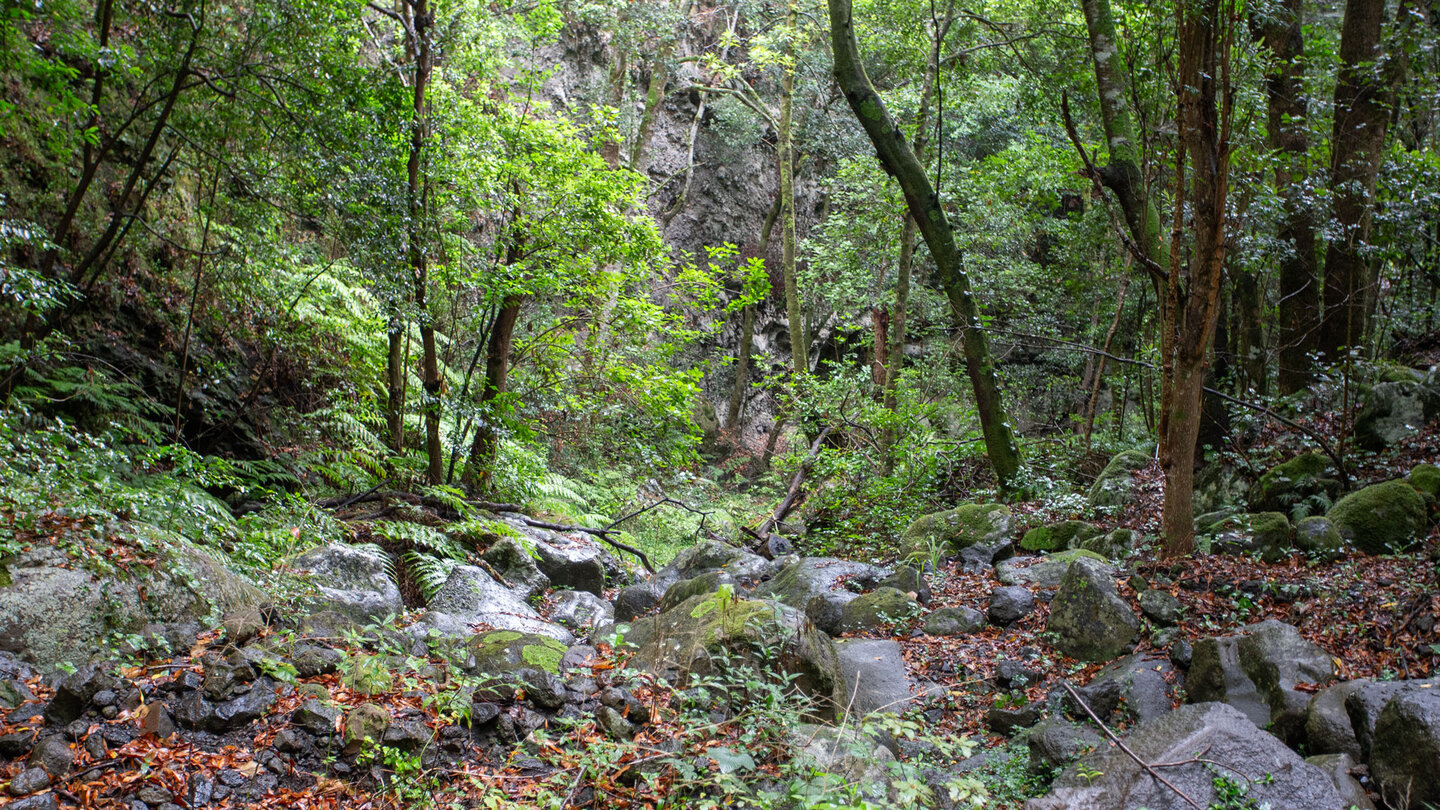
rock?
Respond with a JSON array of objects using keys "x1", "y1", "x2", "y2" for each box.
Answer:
[
  {"x1": 1345, "y1": 679, "x2": 1423, "y2": 760},
  {"x1": 460, "y1": 631, "x2": 570, "y2": 676},
  {"x1": 1253, "y1": 452, "x2": 1341, "y2": 513},
  {"x1": 1020, "y1": 521, "x2": 1100, "y2": 553},
  {"x1": 343, "y1": 704, "x2": 390, "y2": 754},
  {"x1": 527, "y1": 531, "x2": 607, "y2": 596},
  {"x1": 292, "y1": 699, "x2": 342, "y2": 735},
  {"x1": 1087, "y1": 449, "x2": 1150, "y2": 508},
  {"x1": 291, "y1": 543, "x2": 404, "y2": 622},
  {"x1": 1305, "y1": 753, "x2": 1376, "y2": 810},
  {"x1": 721, "y1": 551, "x2": 784, "y2": 586},
  {"x1": 985, "y1": 704, "x2": 1041, "y2": 735},
  {"x1": 8, "y1": 766, "x2": 50, "y2": 796},
  {"x1": 1294, "y1": 516, "x2": 1346, "y2": 562},
  {"x1": 1354, "y1": 380, "x2": 1440, "y2": 451},
  {"x1": 1138, "y1": 589, "x2": 1180, "y2": 626},
  {"x1": 623, "y1": 593, "x2": 840, "y2": 711},
  {"x1": 0, "y1": 728, "x2": 36, "y2": 757},
  {"x1": 878, "y1": 565, "x2": 931, "y2": 604},
  {"x1": 381, "y1": 718, "x2": 431, "y2": 752},
  {"x1": 988, "y1": 586, "x2": 1035, "y2": 626},
  {"x1": 801, "y1": 590, "x2": 852, "y2": 636},
  {"x1": 833, "y1": 639, "x2": 913, "y2": 718},
  {"x1": 518, "y1": 668, "x2": 567, "y2": 710},
  {"x1": 1025, "y1": 703, "x2": 1344, "y2": 810},
  {"x1": 922, "y1": 606, "x2": 986, "y2": 636},
  {"x1": 901, "y1": 503, "x2": 1012, "y2": 557},
  {"x1": 997, "y1": 550, "x2": 1111, "y2": 588},
  {"x1": 614, "y1": 582, "x2": 665, "y2": 621},
  {"x1": 139, "y1": 704, "x2": 176, "y2": 739},
  {"x1": 1200, "y1": 512, "x2": 1293, "y2": 562},
  {"x1": 596, "y1": 705, "x2": 635, "y2": 740},
  {"x1": 1327, "y1": 479, "x2": 1428, "y2": 555},
  {"x1": 479, "y1": 537, "x2": 550, "y2": 600},
  {"x1": 1306, "y1": 680, "x2": 1366, "y2": 758},
  {"x1": 1194, "y1": 460, "x2": 1253, "y2": 515},
  {"x1": 423, "y1": 565, "x2": 572, "y2": 642},
  {"x1": 1411, "y1": 462, "x2": 1440, "y2": 500},
  {"x1": 1187, "y1": 619, "x2": 1335, "y2": 745},
  {"x1": 28, "y1": 734, "x2": 74, "y2": 776},
  {"x1": 995, "y1": 659, "x2": 1042, "y2": 688},
  {"x1": 549, "y1": 590, "x2": 614, "y2": 636},
  {"x1": 956, "y1": 540, "x2": 1013, "y2": 573},
  {"x1": 44, "y1": 663, "x2": 119, "y2": 725},
  {"x1": 222, "y1": 606, "x2": 268, "y2": 645},
  {"x1": 173, "y1": 680, "x2": 275, "y2": 732},
  {"x1": 273, "y1": 728, "x2": 308, "y2": 754},
  {"x1": 1076, "y1": 528, "x2": 1136, "y2": 560},
  {"x1": 1370, "y1": 687, "x2": 1440, "y2": 808},
  {"x1": 659, "y1": 571, "x2": 739, "y2": 613},
  {"x1": 749, "y1": 557, "x2": 887, "y2": 610},
  {"x1": 203, "y1": 649, "x2": 258, "y2": 701},
  {"x1": 789, "y1": 723, "x2": 894, "y2": 804},
  {"x1": 1066, "y1": 653, "x2": 1178, "y2": 725},
  {"x1": 838, "y1": 587, "x2": 919, "y2": 633},
  {"x1": 1045, "y1": 557, "x2": 1138, "y2": 661},
  {"x1": 1027, "y1": 716, "x2": 1101, "y2": 775},
  {"x1": 652, "y1": 540, "x2": 750, "y2": 589}
]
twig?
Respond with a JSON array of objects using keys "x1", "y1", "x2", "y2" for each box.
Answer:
[
  {"x1": 516, "y1": 517, "x2": 653, "y2": 574},
  {"x1": 1059, "y1": 681, "x2": 1204, "y2": 810},
  {"x1": 754, "y1": 425, "x2": 833, "y2": 539}
]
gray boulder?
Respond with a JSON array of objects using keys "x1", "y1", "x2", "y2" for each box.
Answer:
[
  {"x1": 1138, "y1": 589, "x2": 1180, "y2": 626},
  {"x1": 1294, "y1": 516, "x2": 1346, "y2": 562},
  {"x1": 1370, "y1": 687, "x2": 1440, "y2": 808},
  {"x1": 922, "y1": 606, "x2": 986, "y2": 636},
  {"x1": 1026, "y1": 716, "x2": 1101, "y2": 775},
  {"x1": 291, "y1": 542, "x2": 404, "y2": 622},
  {"x1": 988, "y1": 586, "x2": 1036, "y2": 626},
  {"x1": 833, "y1": 639, "x2": 914, "y2": 718},
  {"x1": 838, "y1": 587, "x2": 919, "y2": 633},
  {"x1": 1066, "y1": 653, "x2": 1179, "y2": 725},
  {"x1": 997, "y1": 550, "x2": 1111, "y2": 589},
  {"x1": 653, "y1": 540, "x2": 751, "y2": 590},
  {"x1": 750, "y1": 558, "x2": 888, "y2": 610},
  {"x1": 1306, "y1": 680, "x2": 1366, "y2": 758},
  {"x1": 1045, "y1": 557, "x2": 1138, "y2": 661},
  {"x1": 1305, "y1": 753, "x2": 1375, "y2": 810},
  {"x1": 805, "y1": 591, "x2": 857, "y2": 637},
  {"x1": 1344, "y1": 678, "x2": 1440, "y2": 761},
  {"x1": 422, "y1": 565, "x2": 572, "y2": 642},
  {"x1": 549, "y1": 590, "x2": 613, "y2": 637},
  {"x1": 1025, "y1": 703, "x2": 1345, "y2": 810},
  {"x1": 1087, "y1": 449, "x2": 1150, "y2": 508},
  {"x1": 1354, "y1": 380, "x2": 1440, "y2": 451},
  {"x1": 614, "y1": 582, "x2": 665, "y2": 621},
  {"x1": 1186, "y1": 619, "x2": 1335, "y2": 745},
  {"x1": 659, "y1": 571, "x2": 740, "y2": 613},
  {"x1": 479, "y1": 537, "x2": 550, "y2": 600},
  {"x1": 521, "y1": 528, "x2": 607, "y2": 596}
]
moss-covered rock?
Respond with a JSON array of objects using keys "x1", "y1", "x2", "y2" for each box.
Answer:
[
  {"x1": 901, "y1": 503, "x2": 1011, "y2": 556},
  {"x1": 1020, "y1": 521, "x2": 1101, "y2": 553},
  {"x1": 343, "y1": 703, "x2": 390, "y2": 754},
  {"x1": 1088, "y1": 450, "x2": 1151, "y2": 508},
  {"x1": 1410, "y1": 463, "x2": 1440, "y2": 501},
  {"x1": 1327, "y1": 480, "x2": 1428, "y2": 555},
  {"x1": 1354, "y1": 381, "x2": 1440, "y2": 451},
  {"x1": 1253, "y1": 452, "x2": 1341, "y2": 514},
  {"x1": 1045, "y1": 557, "x2": 1139, "y2": 661},
  {"x1": 463, "y1": 631, "x2": 569, "y2": 675},
  {"x1": 1077, "y1": 528, "x2": 1137, "y2": 560},
  {"x1": 659, "y1": 570, "x2": 739, "y2": 613},
  {"x1": 838, "y1": 587, "x2": 919, "y2": 633},
  {"x1": 996, "y1": 549, "x2": 1110, "y2": 588},
  {"x1": 1294, "y1": 516, "x2": 1346, "y2": 562},
  {"x1": 1200, "y1": 512, "x2": 1294, "y2": 562}
]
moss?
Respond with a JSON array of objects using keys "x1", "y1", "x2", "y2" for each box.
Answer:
[
  {"x1": 1327, "y1": 480, "x2": 1427, "y2": 555},
  {"x1": 467, "y1": 631, "x2": 568, "y2": 675},
  {"x1": 1021, "y1": 521, "x2": 1100, "y2": 552},
  {"x1": 901, "y1": 503, "x2": 1011, "y2": 554},
  {"x1": 482, "y1": 630, "x2": 523, "y2": 645},
  {"x1": 1409, "y1": 463, "x2": 1440, "y2": 500},
  {"x1": 1247, "y1": 512, "x2": 1293, "y2": 547},
  {"x1": 1294, "y1": 516, "x2": 1345, "y2": 561},
  {"x1": 1255, "y1": 453, "x2": 1339, "y2": 512},
  {"x1": 521, "y1": 639, "x2": 567, "y2": 674},
  {"x1": 1088, "y1": 450, "x2": 1150, "y2": 507}
]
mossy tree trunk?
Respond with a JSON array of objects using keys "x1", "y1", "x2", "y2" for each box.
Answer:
[
  {"x1": 780, "y1": 0, "x2": 805, "y2": 378},
  {"x1": 829, "y1": 0, "x2": 1021, "y2": 487}
]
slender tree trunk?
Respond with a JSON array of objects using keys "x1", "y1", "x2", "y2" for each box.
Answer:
[
  {"x1": 386, "y1": 317, "x2": 406, "y2": 453},
  {"x1": 464, "y1": 294, "x2": 523, "y2": 492},
  {"x1": 1083, "y1": 277, "x2": 1129, "y2": 449},
  {"x1": 780, "y1": 0, "x2": 805, "y2": 378},
  {"x1": 1319, "y1": 0, "x2": 1392, "y2": 358},
  {"x1": 726, "y1": 190, "x2": 783, "y2": 431},
  {"x1": 404, "y1": 0, "x2": 441, "y2": 485},
  {"x1": 1235, "y1": 270, "x2": 1266, "y2": 393},
  {"x1": 629, "y1": 43, "x2": 673, "y2": 175},
  {"x1": 830, "y1": 0, "x2": 1021, "y2": 486}
]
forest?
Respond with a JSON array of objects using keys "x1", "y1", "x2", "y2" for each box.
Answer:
[{"x1": 1, "y1": 0, "x2": 1439, "y2": 806}]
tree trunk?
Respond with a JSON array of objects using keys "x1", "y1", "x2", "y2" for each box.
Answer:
[
  {"x1": 1235, "y1": 269, "x2": 1266, "y2": 393},
  {"x1": 463, "y1": 294, "x2": 523, "y2": 492},
  {"x1": 629, "y1": 44, "x2": 673, "y2": 175},
  {"x1": 1319, "y1": 0, "x2": 1391, "y2": 359},
  {"x1": 1160, "y1": 0, "x2": 1233, "y2": 559},
  {"x1": 387, "y1": 316, "x2": 406, "y2": 453},
  {"x1": 829, "y1": 0, "x2": 1022, "y2": 486},
  {"x1": 780, "y1": 0, "x2": 805, "y2": 378},
  {"x1": 405, "y1": 0, "x2": 441, "y2": 485}
]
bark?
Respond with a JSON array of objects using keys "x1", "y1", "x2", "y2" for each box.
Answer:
[
  {"x1": 1235, "y1": 270, "x2": 1266, "y2": 393},
  {"x1": 386, "y1": 317, "x2": 406, "y2": 453},
  {"x1": 829, "y1": 0, "x2": 1022, "y2": 486},
  {"x1": 629, "y1": 43, "x2": 673, "y2": 175},
  {"x1": 1083, "y1": 277, "x2": 1129, "y2": 449},
  {"x1": 1319, "y1": 0, "x2": 1391, "y2": 358},
  {"x1": 463, "y1": 294, "x2": 523, "y2": 492},
  {"x1": 1160, "y1": 0, "x2": 1233, "y2": 559},
  {"x1": 404, "y1": 0, "x2": 441, "y2": 485},
  {"x1": 780, "y1": 0, "x2": 805, "y2": 377}
]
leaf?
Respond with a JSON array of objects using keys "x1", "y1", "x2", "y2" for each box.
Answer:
[{"x1": 708, "y1": 747, "x2": 755, "y2": 774}]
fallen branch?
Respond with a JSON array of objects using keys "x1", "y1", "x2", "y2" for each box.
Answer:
[
  {"x1": 516, "y1": 516, "x2": 654, "y2": 574},
  {"x1": 754, "y1": 425, "x2": 833, "y2": 540},
  {"x1": 1059, "y1": 681, "x2": 1204, "y2": 810}
]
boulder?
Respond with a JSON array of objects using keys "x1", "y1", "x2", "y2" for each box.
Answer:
[
  {"x1": 343, "y1": 703, "x2": 390, "y2": 755},
  {"x1": 422, "y1": 565, "x2": 571, "y2": 642},
  {"x1": 623, "y1": 593, "x2": 840, "y2": 711},
  {"x1": 1138, "y1": 589, "x2": 1180, "y2": 626},
  {"x1": 1186, "y1": 619, "x2": 1335, "y2": 745},
  {"x1": 1370, "y1": 687, "x2": 1440, "y2": 808},
  {"x1": 721, "y1": 551, "x2": 785, "y2": 587},
  {"x1": 659, "y1": 571, "x2": 740, "y2": 613},
  {"x1": 788, "y1": 724, "x2": 894, "y2": 804},
  {"x1": 1354, "y1": 380, "x2": 1440, "y2": 451},
  {"x1": 1045, "y1": 557, "x2": 1138, "y2": 661},
  {"x1": 900, "y1": 503, "x2": 1012, "y2": 556},
  {"x1": 1306, "y1": 680, "x2": 1366, "y2": 758},
  {"x1": 1087, "y1": 449, "x2": 1150, "y2": 508},
  {"x1": 1026, "y1": 716, "x2": 1101, "y2": 775},
  {"x1": 988, "y1": 586, "x2": 1035, "y2": 626},
  {"x1": 997, "y1": 549, "x2": 1111, "y2": 589},
  {"x1": 613, "y1": 582, "x2": 665, "y2": 622},
  {"x1": 1200, "y1": 512, "x2": 1293, "y2": 562},
  {"x1": 1344, "y1": 678, "x2": 1440, "y2": 760},
  {"x1": 877, "y1": 565, "x2": 931, "y2": 604},
  {"x1": 1065, "y1": 653, "x2": 1179, "y2": 725},
  {"x1": 1075, "y1": 528, "x2": 1136, "y2": 560},
  {"x1": 804, "y1": 591, "x2": 857, "y2": 637},
  {"x1": 291, "y1": 543, "x2": 404, "y2": 622},
  {"x1": 1019, "y1": 521, "x2": 1100, "y2": 553},
  {"x1": 922, "y1": 606, "x2": 986, "y2": 636},
  {"x1": 1294, "y1": 516, "x2": 1346, "y2": 562},
  {"x1": 1410, "y1": 462, "x2": 1440, "y2": 500},
  {"x1": 838, "y1": 587, "x2": 919, "y2": 633},
  {"x1": 1025, "y1": 703, "x2": 1345, "y2": 810},
  {"x1": 653, "y1": 540, "x2": 751, "y2": 590},
  {"x1": 549, "y1": 590, "x2": 613, "y2": 637},
  {"x1": 479, "y1": 537, "x2": 550, "y2": 601},
  {"x1": 1305, "y1": 753, "x2": 1375, "y2": 810},
  {"x1": 833, "y1": 639, "x2": 914, "y2": 718},
  {"x1": 750, "y1": 558, "x2": 887, "y2": 611},
  {"x1": 1253, "y1": 452, "x2": 1340, "y2": 513},
  {"x1": 1326, "y1": 479, "x2": 1428, "y2": 555},
  {"x1": 525, "y1": 529, "x2": 607, "y2": 596}
]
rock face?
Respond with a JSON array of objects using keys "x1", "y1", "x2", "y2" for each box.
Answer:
[
  {"x1": 900, "y1": 503, "x2": 1012, "y2": 556},
  {"x1": 549, "y1": 590, "x2": 613, "y2": 637},
  {"x1": 1369, "y1": 687, "x2": 1440, "y2": 808},
  {"x1": 0, "y1": 535, "x2": 261, "y2": 669},
  {"x1": 750, "y1": 558, "x2": 886, "y2": 610},
  {"x1": 833, "y1": 639, "x2": 913, "y2": 718},
  {"x1": 1026, "y1": 703, "x2": 1345, "y2": 810},
  {"x1": 1026, "y1": 716, "x2": 1101, "y2": 775},
  {"x1": 1044, "y1": 557, "x2": 1138, "y2": 661},
  {"x1": 1087, "y1": 449, "x2": 1149, "y2": 508},
  {"x1": 1326, "y1": 479, "x2": 1427, "y2": 554},
  {"x1": 1354, "y1": 380, "x2": 1440, "y2": 451},
  {"x1": 291, "y1": 543, "x2": 404, "y2": 621},
  {"x1": 461, "y1": 630, "x2": 570, "y2": 675},
  {"x1": 423, "y1": 565, "x2": 571, "y2": 642},
  {"x1": 1186, "y1": 619, "x2": 1335, "y2": 745}
]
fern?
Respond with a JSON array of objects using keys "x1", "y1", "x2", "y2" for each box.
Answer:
[
  {"x1": 403, "y1": 551, "x2": 459, "y2": 601},
  {"x1": 422, "y1": 484, "x2": 474, "y2": 519},
  {"x1": 372, "y1": 520, "x2": 468, "y2": 560}
]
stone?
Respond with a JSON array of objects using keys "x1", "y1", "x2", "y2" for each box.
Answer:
[
  {"x1": 518, "y1": 668, "x2": 567, "y2": 710},
  {"x1": 1326, "y1": 479, "x2": 1428, "y2": 555},
  {"x1": 789, "y1": 723, "x2": 894, "y2": 804},
  {"x1": 44, "y1": 663, "x2": 119, "y2": 725},
  {"x1": 8, "y1": 766, "x2": 50, "y2": 796},
  {"x1": 343, "y1": 704, "x2": 390, "y2": 754},
  {"x1": 1027, "y1": 703, "x2": 1343, "y2": 810},
  {"x1": 527, "y1": 530, "x2": 607, "y2": 596},
  {"x1": 222, "y1": 605, "x2": 268, "y2": 645},
  {"x1": 1076, "y1": 528, "x2": 1136, "y2": 560},
  {"x1": 996, "y1": 550, "x2": 1111, "y2": 588},
  {"x1": 659, "y1": 571, "x2": 739, "y2": 613},
  {"x1": 173, "y1": 681, "x2": 275, "y2": 732},
  {"x1": 1253, "y1": 452, "x2": 1341, "y2": 513},
  {"x1": 921, "y1": 606, "x2": 986, "y2": 636},
  {"x1": 1019, "y1": 521, "x2": 1100, "y2": 553},
  {"x1": 988, "y1": 586, "x2": 1035, "y2": 626},
  {"x1": 833, "y1": 639, "x2": 914, "y2": 718},
  {"x1": 1138, "y1": 589, "x2": 1180, "y2": 626},
  {"x1": 653, "y1": 540, "x2": 750, "y2": 589},
  {"x1": 721, "y1": 551, "x2": 783, "y2": 586},
  {"x1": 1294, "y1": 516, "x2": 1347, "y2": 562},
  {"x1": 749, "y1": 557, "x2": 887, "y2": 610},
  {"x1": 292, "y1": 699, "x2": 342, "y2": 735},
  {"x1": 1066, "y1": 653, "x2": 1178, "y2": 725},
  {"x1": 461, "y1": 631, "x2": 570, "y2": 676},
  {"x1": 0, "y1": 728, "x2": 36, "y2": 757},
  {"x1": 985, "y1": 704, "x2": 1041, "y2": 735},
  {"x1": 1045, "y1": 557, "x2": 1139, "y2": 661},
  {"x1": 838, "y1": 587, "x2": 919, "y2": 633},
  {"x1": 1027, "y1": 716, "x2": 1101, "y2": 775},
  {"x1": 381, "y1": 718, "x2": 431, "y2": 752},
  {"x1": 901, "y1": 503, "x2": 1012, "y2": 556},
  {"x1": 613, "y1": 582, "x2": 665, "y2": 622},
  {"x1": 479, "y1": 537, "x2": 550, "y2": 600},
  {"x1": 27, "y1": 735, "x2": 74, "y2": 776},
  {"x1": 1411, "y1": 462, "x2": 1440, "y2": 500},
  {"x1": 139, "y1": 704, "x2": 176, "y2": 739},
  {"x1": 1200, "y1": 512, "x2": 1293, "y2": 562},
  {"x1": 203, "y1": 649, "x2": 258, "y2": 701},
  {"x1": 1305, "y1": 680, "x2": 1366, "y2": 758},
  {"x1": 273, "y1": 728, "x2": 308, "y2": 754},
  {"x1": 804, "y1": 590, "x2": 856, "y2": 637},
  {"x1": 596, "y1": 705, "x2": 634, "y2": 740},
  {"x1": 995, "y1": 659, "x2": 1042, "y2": 688},
  {"x1": 1305, "y1": 753, "x2": 1375, "y2": 810},
  {"x1": 1370, "y1": 687, "x2": 1440, "y2": 808},
  {"x1": 549, "y1": 590, "x2": 613, "y2": 636},
  {"x1": 1354, "y1": 380, "x2": 1440, "y2": 451},
  {"x1": 1187, "y1": 619, "x2": 1335, "y2": 745},
  {"x1": 422, "y1": 565, "x2": 572, "y2": 642},
  {"x1": 1087, "y1": 449, "x2": 1150, "y2": 508},
  {"x1": 291, "y1": 543, "x2": 404, "y2": 622},
  {"x1": 878, "y1": 565, "x2": 931, "y2": 604}
]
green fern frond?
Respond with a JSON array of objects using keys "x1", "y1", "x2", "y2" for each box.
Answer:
[
  {"x1": 402, "y1": 551, "x2": 458, "y2": 601},
  {"x1": 373, "y1": 520, "x2": 468, "y2": 560}
]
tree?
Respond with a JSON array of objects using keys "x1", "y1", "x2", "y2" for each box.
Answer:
[{"x1": 829, "y1": 0, "x2": 1022, "y2": 487}]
